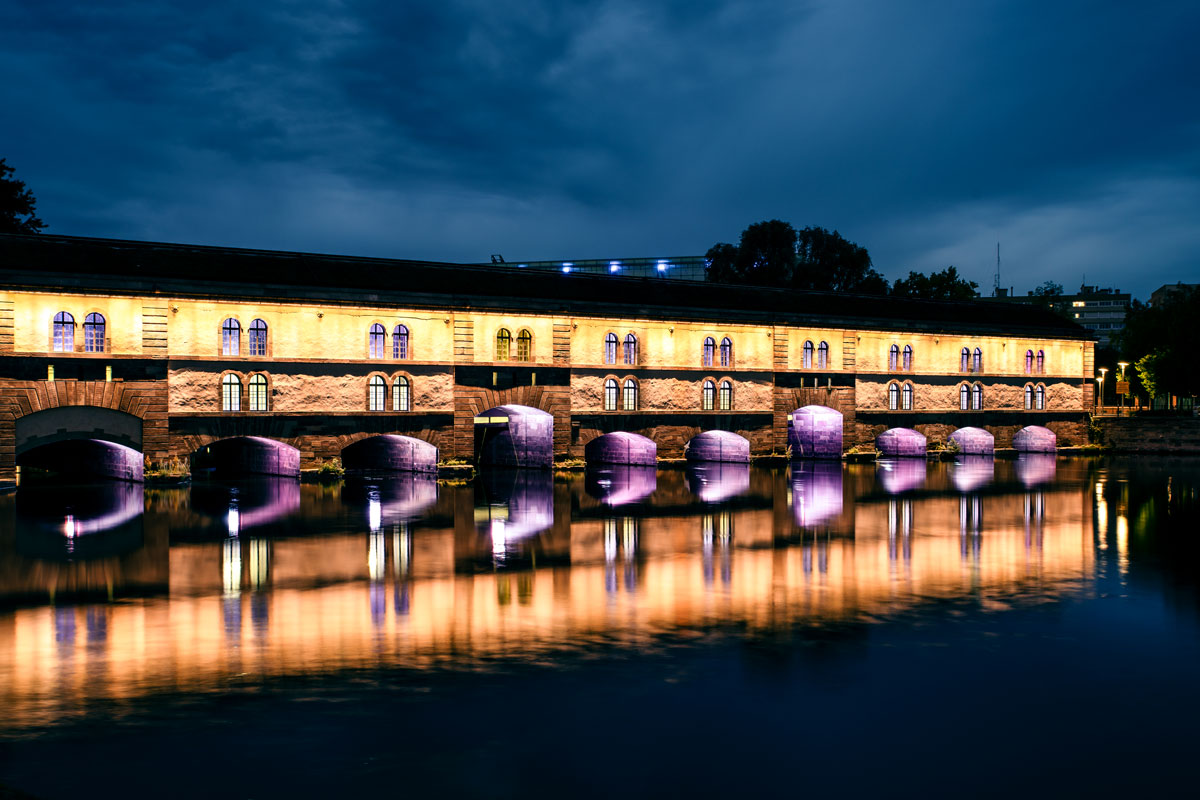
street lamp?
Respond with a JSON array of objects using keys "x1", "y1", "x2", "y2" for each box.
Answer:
[
  {"x1": 1097, "y1": 367, "x2": 1108, "y2": 413},
  {"x1": 1117, "y1": 361, "x2": 1129, "y2": 416}
]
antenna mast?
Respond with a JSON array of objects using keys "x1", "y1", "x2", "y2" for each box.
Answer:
[{"x1": 993, "y1": 242, "x2": 1001, "y2": 297}]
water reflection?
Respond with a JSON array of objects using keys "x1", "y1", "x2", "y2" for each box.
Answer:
[
  {"x1": 1016, "y1": 453, "x2": 1057, "y2": 487},
  {"x1": 585, "y1": 465, "x2": 657, "y2": 506},
  {"x1": 791, "y1": 461, "x2": 843, "y2": 527},
  {"x1": 877, "y1": 458, "x2": 927, "y2": 494},
  {"x1": 686, "y1": 462, "x2": 751, "y2": 504},
  {"x1": 951, "y1": 455, "x2": 995, "y2": 493},
  {"x1": 7, "y1": 455, "x2": 1179, "y2": 733},
  {"x1": 190, "y1": 478, "x2": 301, "y2": 536},
  {"x1": 14, "y1": 481, "x2": 144, "y2": 560}
]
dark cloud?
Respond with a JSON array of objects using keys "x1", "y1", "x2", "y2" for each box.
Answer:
[{"x1": 2, "y1": 0, "x2": 1197, "y2": 297}]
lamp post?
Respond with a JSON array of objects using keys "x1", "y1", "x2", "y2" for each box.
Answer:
[
  {"x1": 1118, "y1": 361, "x2": 1129, "y2": 416},
  {"x1": 1097, "y1": 367, "x2": 1108, "y2": 414}
]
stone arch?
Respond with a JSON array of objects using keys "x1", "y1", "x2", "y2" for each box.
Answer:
[
  {"x1": 876, "y1": 427, "x2": 927, "y2": 457},
  {"x1": 342, "y1": 434, "x2": 438, "y2": 474},
  {"x1": 475, "y1": 404, "x2": 554, "y2": 468},
  {"x1": 191, "y1": 435, "x2": 300, "y2": 478},
  {"x1": 584, "y1": 431, "x2": 657, "y2": 466},
  {"x1": 789, "y1": 405, "x2": 843, "y2": 459},
  {"x1": 14, "y1": 406, "x2": 145, "y2": 482},
  {"x1": 950, "y1": 426, "x2": 995, "y2": 455},
  {"x1": 1014, "y1": 425, "x2": 1056, "y2": 453},
  {"x1": 685, "y1": 430, "x2": 750, "y2": 463}
]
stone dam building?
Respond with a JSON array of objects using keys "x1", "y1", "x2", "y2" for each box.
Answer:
[{"x1": 0, "y1": 233, "x2": 1095, "y2": 482}]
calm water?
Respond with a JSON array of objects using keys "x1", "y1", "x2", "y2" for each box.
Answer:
[{"x1": 1, "y1": 456, "x2": 1198, "y2": 798}]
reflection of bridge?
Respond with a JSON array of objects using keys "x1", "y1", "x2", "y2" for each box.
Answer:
[{"x1": 0, "y1": 463, "x2": 1095, "y2": 727}]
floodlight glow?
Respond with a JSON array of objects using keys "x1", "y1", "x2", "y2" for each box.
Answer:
[
  {"x1": 656, "y1": 260, "x2": 668, "y2": 272},
  {"x1": 562, "y1": 262, "x2": 573, "y2": 273},
  {"x1": 609, "y1": 261, "x2": 620, "y2": 272}
]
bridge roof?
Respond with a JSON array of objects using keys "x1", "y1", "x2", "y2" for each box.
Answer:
[{"x1": 0, "y1": 233, "x2": 1092, "y2": 339}]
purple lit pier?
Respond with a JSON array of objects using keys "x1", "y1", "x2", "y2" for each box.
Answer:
[
  {"x1": 585, "y1": 464, "x2": 658, "y2": 506},
  {"x1": 789, "y1": 405, "x2": 843, "y2": 459},
  {"x1": 584, "y1": 431, "x2": 657, "y2": 466},
  {"x1": 685, "y1": 430, "x2": 750, "y2": 463},
  {"x1": 476, "y1": 404, "x2": 554, "y2": 469},
  {"x1": 341, "y1": 434, "x2": 438, "y2": 474},
  {"x1": 194, "y1": 436, "x2": 300, "y2": 478},
  {"x1": 876, "y1": 427, "x2": 927, "y2": 458},
  {"x1": 1013, "y1": 425, "x2": 1057, "y2": 453},
  {"x1": 791, "y1": 461, "x2": 844, "y2": 526},
  {"x1": 950, "y1": 426, "x2": 994, "y2": 455}
]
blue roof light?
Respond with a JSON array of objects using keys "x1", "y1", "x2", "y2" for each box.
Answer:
[
  {"x1": 562, "y1": 262, "x2": 573, "y2": 273},
  {"x1": 656, "y1": 260, "x2": 669, "y2": 272},
  {"x1": 609, "y1": 261, "x2": 621, "y2": 272}
]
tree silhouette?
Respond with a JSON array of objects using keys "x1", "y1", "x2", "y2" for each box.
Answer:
[{"x1": 1, "y1": 158, "x2": 46, "y2": 234}]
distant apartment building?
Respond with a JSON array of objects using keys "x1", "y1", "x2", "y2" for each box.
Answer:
[
  {"x1": 985, "y1": 284, "x2": 1128, "y2": 346},
  {"x1": 1149, "y1": 282, "x2": 1199, "y2": 306}
]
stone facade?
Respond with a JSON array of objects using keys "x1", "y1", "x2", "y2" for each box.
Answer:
[{"x1": 0, "y1": 234, "x2": 1096, "y2": 480}]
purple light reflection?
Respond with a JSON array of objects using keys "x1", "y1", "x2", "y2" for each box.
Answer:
[
  {"x1": 877, "y1": 458, "x2": 927, "y2": 494},
  {"x1": 1016, "y1": 453, "x2": 1057, "y2": 487},
  {"x1": 952, "y1": 456, "x2": 995, "y2": 493},
  {"x1": 791, "y1": 461, "x2": 844, "y2": 527},
  {"x1": 585, "y1": 465, "x2": 657, "y2": 506},
  {"x1": 686, "y1": 462, "x2": 751, "y2": 503}
]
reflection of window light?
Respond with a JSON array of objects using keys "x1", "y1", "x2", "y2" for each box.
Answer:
[
  {"x1": 491, "y1": 519, "x2": 507, "y2": 557},
  {"x1": 222, "y1": 537, "x2": 242, "y2": 596},
  {"x1": 249, "y1": 539, "x2": 269, "y2": 588},
  {"x1": 226, "y1": 506, "x2": 240, "y2": 536},
  {"x1": 367, "y1": 492, "x2": 382, "y2": 532},
  {"x1": 394, "y1": 526, "x2": 411, "y2": 577},
  {"x1": 369, "y1": 531, "x2": 386, "y2": 581},
  {"x1": 63, "y1": 514, "x2": 76, "y2": 539}
]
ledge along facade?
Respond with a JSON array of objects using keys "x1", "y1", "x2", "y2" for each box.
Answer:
[{"x1": 0, "y1": 233, "x2": 1096, "y2": 481}]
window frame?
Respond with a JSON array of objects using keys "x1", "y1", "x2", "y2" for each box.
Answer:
[
  {"x1": 623, "y1": 333, "x2": 638, "y2": 366},
  {"x1": 971, "y1": 382, "x2": 983, "y2": 411},
  {"x1": 901, "y1": 382, "x2": 913, "y2": 411},
  {"x1": 960, "y1": 383, "x2": 970, "y2": 411},
  {"x1": 817, "y1": 341, "x2": 829, "y2": 369},
  {"x1": 222, "y1": 317, "x2": 241, "y2": 357},
  {"x1": 221, "y1": 373, "x2": 242, "y2": 412},
  {"x1": 83, "y1": 312, "x2": 105, "y2": 353},
  {"x1": 889, "y1": 343, "x2": 899, "y2": 371},
  {"x1": 702, "y1": 379, "x2": 716, "y2": 411},
  {"x1": 515, "y1": 329, "x2": 532, "y2": 362},
  {"x1": 496, "y1": 328, "x2": 512, "y2": 361},
  {"x1": 803, "y1": 340, "x2": 814, "y2": 369},
  {"x1": 248, "y1": 318, "x2": 268, "y2": 357},
  {"x1": 393, "y1": 375, "x2": 411, "y2": 411},
  {"x1": 604, "y1": 332, "x2": 618, "y2": 365},
  {"x1": 368, "y1": 375, "x2": 386, "y2": 411},
  {"x1": 368, "y1": 323, "x2": 387, "y2": 359},
  {"x1": 1036, "y1": 349, "x2": 1045, "y2": 374},
  {"x1": 702, "y1": 337, "x2": 716, "y2": 368},
  {"x1": 718, "y1": 379, "x2": 733, "y2": 411},
  {"x1": 248, "y1": 373, "x2": 269, "y2": 411},
  {"x1": 393, "y1": 324, "x2": 410, "y2": 360},
  {"x1": 719, "y1": 337, "x2": 733, "y2": 368},
  {"x1": 604, "y1": 378, "x2": 619, "y2": 411},
  {"x1": 902, "y1": 344, "x2": 913, "y2": 371},
  {"x1": 1035, "y1": 383, "x2": 1046, "y2": 410},
  {"x1": 960, "y1": 347, "x2": 970, "y2": 373},
  {"x1": 972, "y1": 347, "x2": 983, "y2": 373},
  {"x1": 623, "y1": 378, "x2": 639, "y2": 411},
  {"x1": 888, "y1": 382, "x2": 900, "y2": 410}
]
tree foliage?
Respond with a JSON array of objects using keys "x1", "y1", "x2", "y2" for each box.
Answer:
[
  {"x1": 1032, "y1": 280, "x2": 1064, "y2": 297},
  {"x1": 1115, "y1": 287, "x2": 1200, "y2": 400},
  {"x1": 706, "y1": 220, "x2": 887, "y2": 294},
  {"x1": 890, "y1": 266, "x2": 979, "y2": 301},
  {"x1": 0, "y1": 158, "x2": 45, "y2": 234}
]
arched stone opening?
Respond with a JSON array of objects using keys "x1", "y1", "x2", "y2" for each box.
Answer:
[
  {"x1": 876, "y1": 427, "x2": 927, "y2": 458},
  {"x1": 14, "y1": 406, "x2": 144, "y2": 482},
  {"x1": 584, "y1": 431, "x2": 657, "y2": 466},
  {"x1": 474, "y1": 404, "x2": 554, "y2": 469},
  {"x1": 342, "y1": 434, "x2": 439, "y2": 474},
  {"x1": 191, "y1": 436, "x2": 300, "y2": 479},
  {"x1": 950, "y1": 426, "x2": 995, "y2": 456},
  {"x1": 789, "y1": 405, "x2": 843, "y2": 460},
  {"x1": 685, "y1": 430, "x2": 750, "y2": 464},
  {"x1": 1013, "y1": 425, "x2": 1057, "y2": 453}
]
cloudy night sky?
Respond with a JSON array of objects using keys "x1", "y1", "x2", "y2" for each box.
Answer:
[{"x1": 2, "y1": 0, "x2": 1198, "y2": 299}]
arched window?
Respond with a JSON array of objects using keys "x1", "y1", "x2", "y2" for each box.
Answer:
[
  {"x1": 516, "y1": 329, "x2": 532, "y2": 361},
  {"x1": 719, "y1": 380, "x2": 733, "y2": 411},
  {"x1": 393, "y1": 324, "x2": 409, "y2": 360},
  {"x1": 902, "y1": 344, "x2": 913, "y2": 371},
  {"x1": 83, "y1": 312, "x2": 105, "y2": 353},
  {"x1": 702, "y1": 379, "x2": 716, "y2": 410},
  {"x1": 368, "y1": 323, "x2": 387, "y2": 359},
  {"x1": 720, "y1": 337, "x2": 733, "y2": 367},
  {"x1": 889, "y1": 343, "x2": 899, "y2": 371},
  {"x1": 960, "y1": 347, "x2": 970, "y2": 372},
  {"x1": 888, "y1": 382, "x2": 900, "y2": 410},
  {"x1": 1025, "y1": 349, "x2": 1034, "y2": 374},
  {"x1": 803, "y1": 340, "x2": 814, "y2": 369},
  {"x1": 817, "y1": 341, "x2": 829, "y2": 369},
  {"x1": 222, "y1": 373, "x2": 241, "y2": 411},
  {"x1": 623, "y1": 378, "x2": 638, "y2": 411},
  {"x1": 1036, "y1": 349, "x2": 1045, "y2": 374},
  {"x1": 1035, "y1": 383, "x2": 1046, "y2": 410},
  {"x1": 368, "y1": 375, "x2": 386, "y2": 411},
  {"x1": 1024, "y1": 384, "x2": 1034, "y2": 410},
  {"x1": 53, "y1": 311, "x2": 75, "y2": 352},
  {"x1": 702, "y1": 337, "x2": 716, "y2": 367},
  {"x1": 496, "y1": 328, "x2": 511, "y2": 361},
  {"x1": 604, "y1": 378, "x2": 619, "y2": 411},
  {"x1": 972, "y1": 347, "x2": 983, "y2": 373},
  {"x1": 248, "y1": 319, "x2": 267, "y2": 356},
  {"x1": 902, "y1": 382, "x2": 913, "y2": 411},
  {"x1": 222, "y1": 318, "x2": 240, "y2": 356},
  {"x1": 623, "y1": 333, "x2": 638, "y2": 365},
  {"x1": 960, "y1": 383, "x2": 970, "y2": 411},
  {"x1": 248, "y1": 374, "x2": 268, "y2": 411},
  {"x1": 604, "y1": 332, "x2": 618, "y2": 365},
  {"x1": 971, "y1": 383, "x2": 983, "y2": 411},
  {"x1": 393, "y1": 375, "x2": 410, "y2": 411}
]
